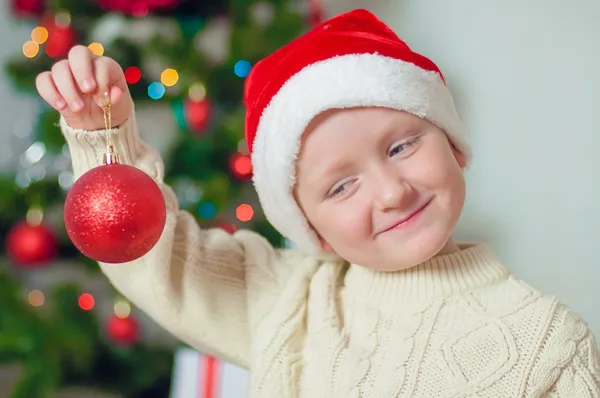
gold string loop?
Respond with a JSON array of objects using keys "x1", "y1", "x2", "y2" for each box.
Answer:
[{"x1": 101, "y1": 91, "x2": 119, "y2": 165}]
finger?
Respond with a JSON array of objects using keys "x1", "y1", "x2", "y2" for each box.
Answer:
[
  {"x1": 93, "y1": 56, "x2": 126, "y2": 107},
  {"x1": 51, "y1": 60, "x2": 84, "y2": 112},
  {"x1": 36, "y1": 71, "x2": 67, "y2": 111},
  {"x1": 68, "y1": 45, "x2": 97, "y2": 93}
]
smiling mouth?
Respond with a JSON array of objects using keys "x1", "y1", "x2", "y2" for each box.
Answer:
[{"x1": 378, "y1": 198, "x2": 433, "y2": 234}]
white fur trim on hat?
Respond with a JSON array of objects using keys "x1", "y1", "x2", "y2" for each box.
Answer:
[{"x1": 251, "y1": 53, "x2": 470, "y2": 255}]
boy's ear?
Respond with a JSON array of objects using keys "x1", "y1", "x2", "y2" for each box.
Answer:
[{"x1": 451, "y1": 144, "x2": 467, "y2": 169}]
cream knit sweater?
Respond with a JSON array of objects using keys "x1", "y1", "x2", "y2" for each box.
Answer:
[{"x1": 61, "y1": 114, "x2": 600, "y2": 397}]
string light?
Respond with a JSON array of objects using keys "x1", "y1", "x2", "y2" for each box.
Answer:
[
  {"x1": 236, "y1": 204, "x2": 254, "y2": 222},
  {"x1": 189, "y1": 83, "x2": 206, "y2": 101},
  {"x1": 31, "y1": 27, "x2": 48, "y2": 44},
  {"x1": 22, "y1": 41, "x2": 39, "y2": 58},
  {"x1": 26, "y1": 207, "x2": 44, "y2": 226},
  {"x1": 198, "y1": 202, "x2": 216, "y2": 218},
  {"x1": 58, "y1": 171, "x2": 74, "y2": 190},
  {"x1": 28, "y1": 290, "x2": 44, "y2": 307},
  {"x1": 54, "y1": 12, "x2": 71, "y2": 28},
  {"x1": 22, "y1": 141, "x2": 46, "y2": 165},
  {"x1": 161, "y1": 68, "x2": 179, "y2": 87},
  {"x1": 230, "y1": 153, "x2": 252, "y2": 179},
  {"x1": 148, "y1": 82, "x2": 166, "y2": 100},
  {"x1": 124, "y1": 66, "x2": 142, "y2": 84},
  {"x1": 78, "y1": 293, "x2": 95, "y2": 311},
  {"x1": 234, "y1": 60, "x2": 252, "y2": 78},
  {"x1": 88, "y1": 42, "x2": 104, "y2": 56},
  {"x1": 114, "y1": 299, "x2": 131, "y2": 319}
]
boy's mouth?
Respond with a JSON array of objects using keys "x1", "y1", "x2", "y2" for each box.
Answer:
[{"x1": 376, "y1": 198, "x2": 434, "y2": 235}]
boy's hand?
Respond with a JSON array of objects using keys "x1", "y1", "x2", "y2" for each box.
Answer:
[{"x1": 36, "y1": 45, "x2": 133, "y2": 131}]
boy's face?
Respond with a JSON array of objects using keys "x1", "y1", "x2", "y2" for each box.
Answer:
[{"x1": 296, "y1": 107, "x2": 466, "y2": 271}]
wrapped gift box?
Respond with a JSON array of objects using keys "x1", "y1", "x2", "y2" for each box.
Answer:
[{"x1": 170, "y1": 347, "x2": 250, "y2": 398}]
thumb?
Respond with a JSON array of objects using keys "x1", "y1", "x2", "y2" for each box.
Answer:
[
  {"x1": 92, "y1": 56, "x2": 128, "y2": 108},
  {"x1": 94, "y1": 85, "x2": 124, "y2": 109}
]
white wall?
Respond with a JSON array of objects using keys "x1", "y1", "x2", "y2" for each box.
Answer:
[{"x1": 326, "y1": 0, "x2": 600, "y2": 337}]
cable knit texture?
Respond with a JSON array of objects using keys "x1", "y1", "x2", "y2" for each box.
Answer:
[{"x1": 60, "y1": 113, "x2": 600, "y2": 397}]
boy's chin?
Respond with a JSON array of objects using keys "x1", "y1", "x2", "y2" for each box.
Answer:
[{"x1": 363, "y1": 234, "x2": 456, "y2": 272}]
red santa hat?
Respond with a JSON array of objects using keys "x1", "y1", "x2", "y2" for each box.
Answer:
[{"x1": 244, "y1": 8, "x2": 471, "y2": 254}]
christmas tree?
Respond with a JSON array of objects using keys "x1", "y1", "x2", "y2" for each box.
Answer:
[{"x1": 1, "y1": 0, "x2": 316, "y2": 396}]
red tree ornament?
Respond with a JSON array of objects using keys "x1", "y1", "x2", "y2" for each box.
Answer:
[
  {"x1": 106, "y1": 315, "x2": 140, "y2": 345},
  {"x1": 6, "y1": 221, "x2": 57, "y2": 267},
  {"x1": 64, "y1": 101, "x2": 167, "y2": 264},
  {"x1": 41, "y1": 13, "x2": 77, "y2": 58},
  {"x1": 97, "y1": 0, "x2": 181, "y2": 14},
  {"x1": 11, "y1": 0, "x2": 45, "y2": 18},
  {"x1": 184, "y1": 98, "x2": 212, "y2": 134}
]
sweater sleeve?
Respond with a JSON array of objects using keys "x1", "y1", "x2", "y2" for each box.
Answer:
[
  {"x1": 60, "y1": 111, "x2": 285, "y2": 368},
  {"x1": 526, "y1": 303, "x2": 600, "y2": 397},
  {"x1": 544, "y1": 332, "x2": 600, "y2": 397}
]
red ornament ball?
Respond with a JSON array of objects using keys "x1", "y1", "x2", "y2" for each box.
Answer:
[
  {"x1": 97, "y1": 0, "x2": 181, "y2": 14},
  {"x1": 64, "y1": 163, "x2": 167, "y2": 264},
  {"x1": 41, "y1": 14, "x2": 77, "y2": 58},
  {"x1": 106, "y1": 315, "x2": 140, "y2": 345},
  {"x1": 11, "y1": 0, "x2": 45, "y2": 17},
  {"x1": 184, "y1": 98, "x2": 212, "y2": 134},
  {"x1": 6, "y1": 221, "x2": 57, "y2": 267}
]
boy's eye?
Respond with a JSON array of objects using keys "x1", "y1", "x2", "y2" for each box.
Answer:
[
  {"x1": 328, "y1": 179, "x2": 353, "y2": 198},
  {"x1": 388, "y1": 136, "x2": 421, "y2": 157}
]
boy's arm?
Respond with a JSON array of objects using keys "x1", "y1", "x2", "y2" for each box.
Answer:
[
  {"x1": 527, "y1": 304, "x2": 600, "y2": 397},
  {"x1": 543, "y1": 333, "x2": 600, "y2": 397},
  {"x1": 61, "y1": 111, "x2": 283, "y2": 368}
]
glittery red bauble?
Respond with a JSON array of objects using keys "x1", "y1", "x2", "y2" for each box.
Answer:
[
  {"x1": 184, "y1": 98, "x2": 212, "y2": 134},
  {"x1": 6, "y1": 221, "x2": 57, "y2": 267},
  {"x1": 106, "y1": 315, "x2": 140, "y2": 345},
  {"x1": 64, "y1": 164, "x2": 167, "y2": 264}
]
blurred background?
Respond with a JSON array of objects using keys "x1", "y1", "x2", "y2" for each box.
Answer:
[{"x1": 0, "y1": 0, "x2": 598, "y2": 397}]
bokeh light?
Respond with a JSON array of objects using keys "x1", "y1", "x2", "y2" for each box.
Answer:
[
  {"x1": 31, "y1": 27, "x2": 48, "y2": 44},
  {"x1": 161, "y1": 68, "x2": 179, "y2": 87},
  {"x1": 124, "y1": 66, "x2": 142, "y2": 84},
  {"x1": 234, "y1": 60, "x2": 252, "y2": 78},
  {"x1": 236, "y1": 204, "x2": 254, "y2": 222},
  {"x1": 28, "y1": 290, "x2": 44, "y2": 307},
  {"x1": 88, "y1": 42, "x2": 104, "y2": 56},
  {"x1": 78, "y1": 293, "x2": 95, "y2": 311},
  {"x1": 148, "y1": 82, "x2": 166, "y2": 100},
  {"x1": 23, "y1": 41, "x2": 39, "y2": 58},
  {"x1": 198, "y1": 202, "x2": 216, "y2": 218}
]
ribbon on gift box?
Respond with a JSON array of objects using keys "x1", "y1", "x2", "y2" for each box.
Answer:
[{"x1": 170, "y1": 347, "x2": 250, "y2": 398}]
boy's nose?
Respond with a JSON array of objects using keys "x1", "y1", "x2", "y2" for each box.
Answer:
[{"x1": 372, "y1": 172, "x2": 414, "y2": 212}]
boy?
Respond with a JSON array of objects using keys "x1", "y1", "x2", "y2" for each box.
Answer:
[{"x1": 37, "y1": 9, "x2": 599, "y2": 397}]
